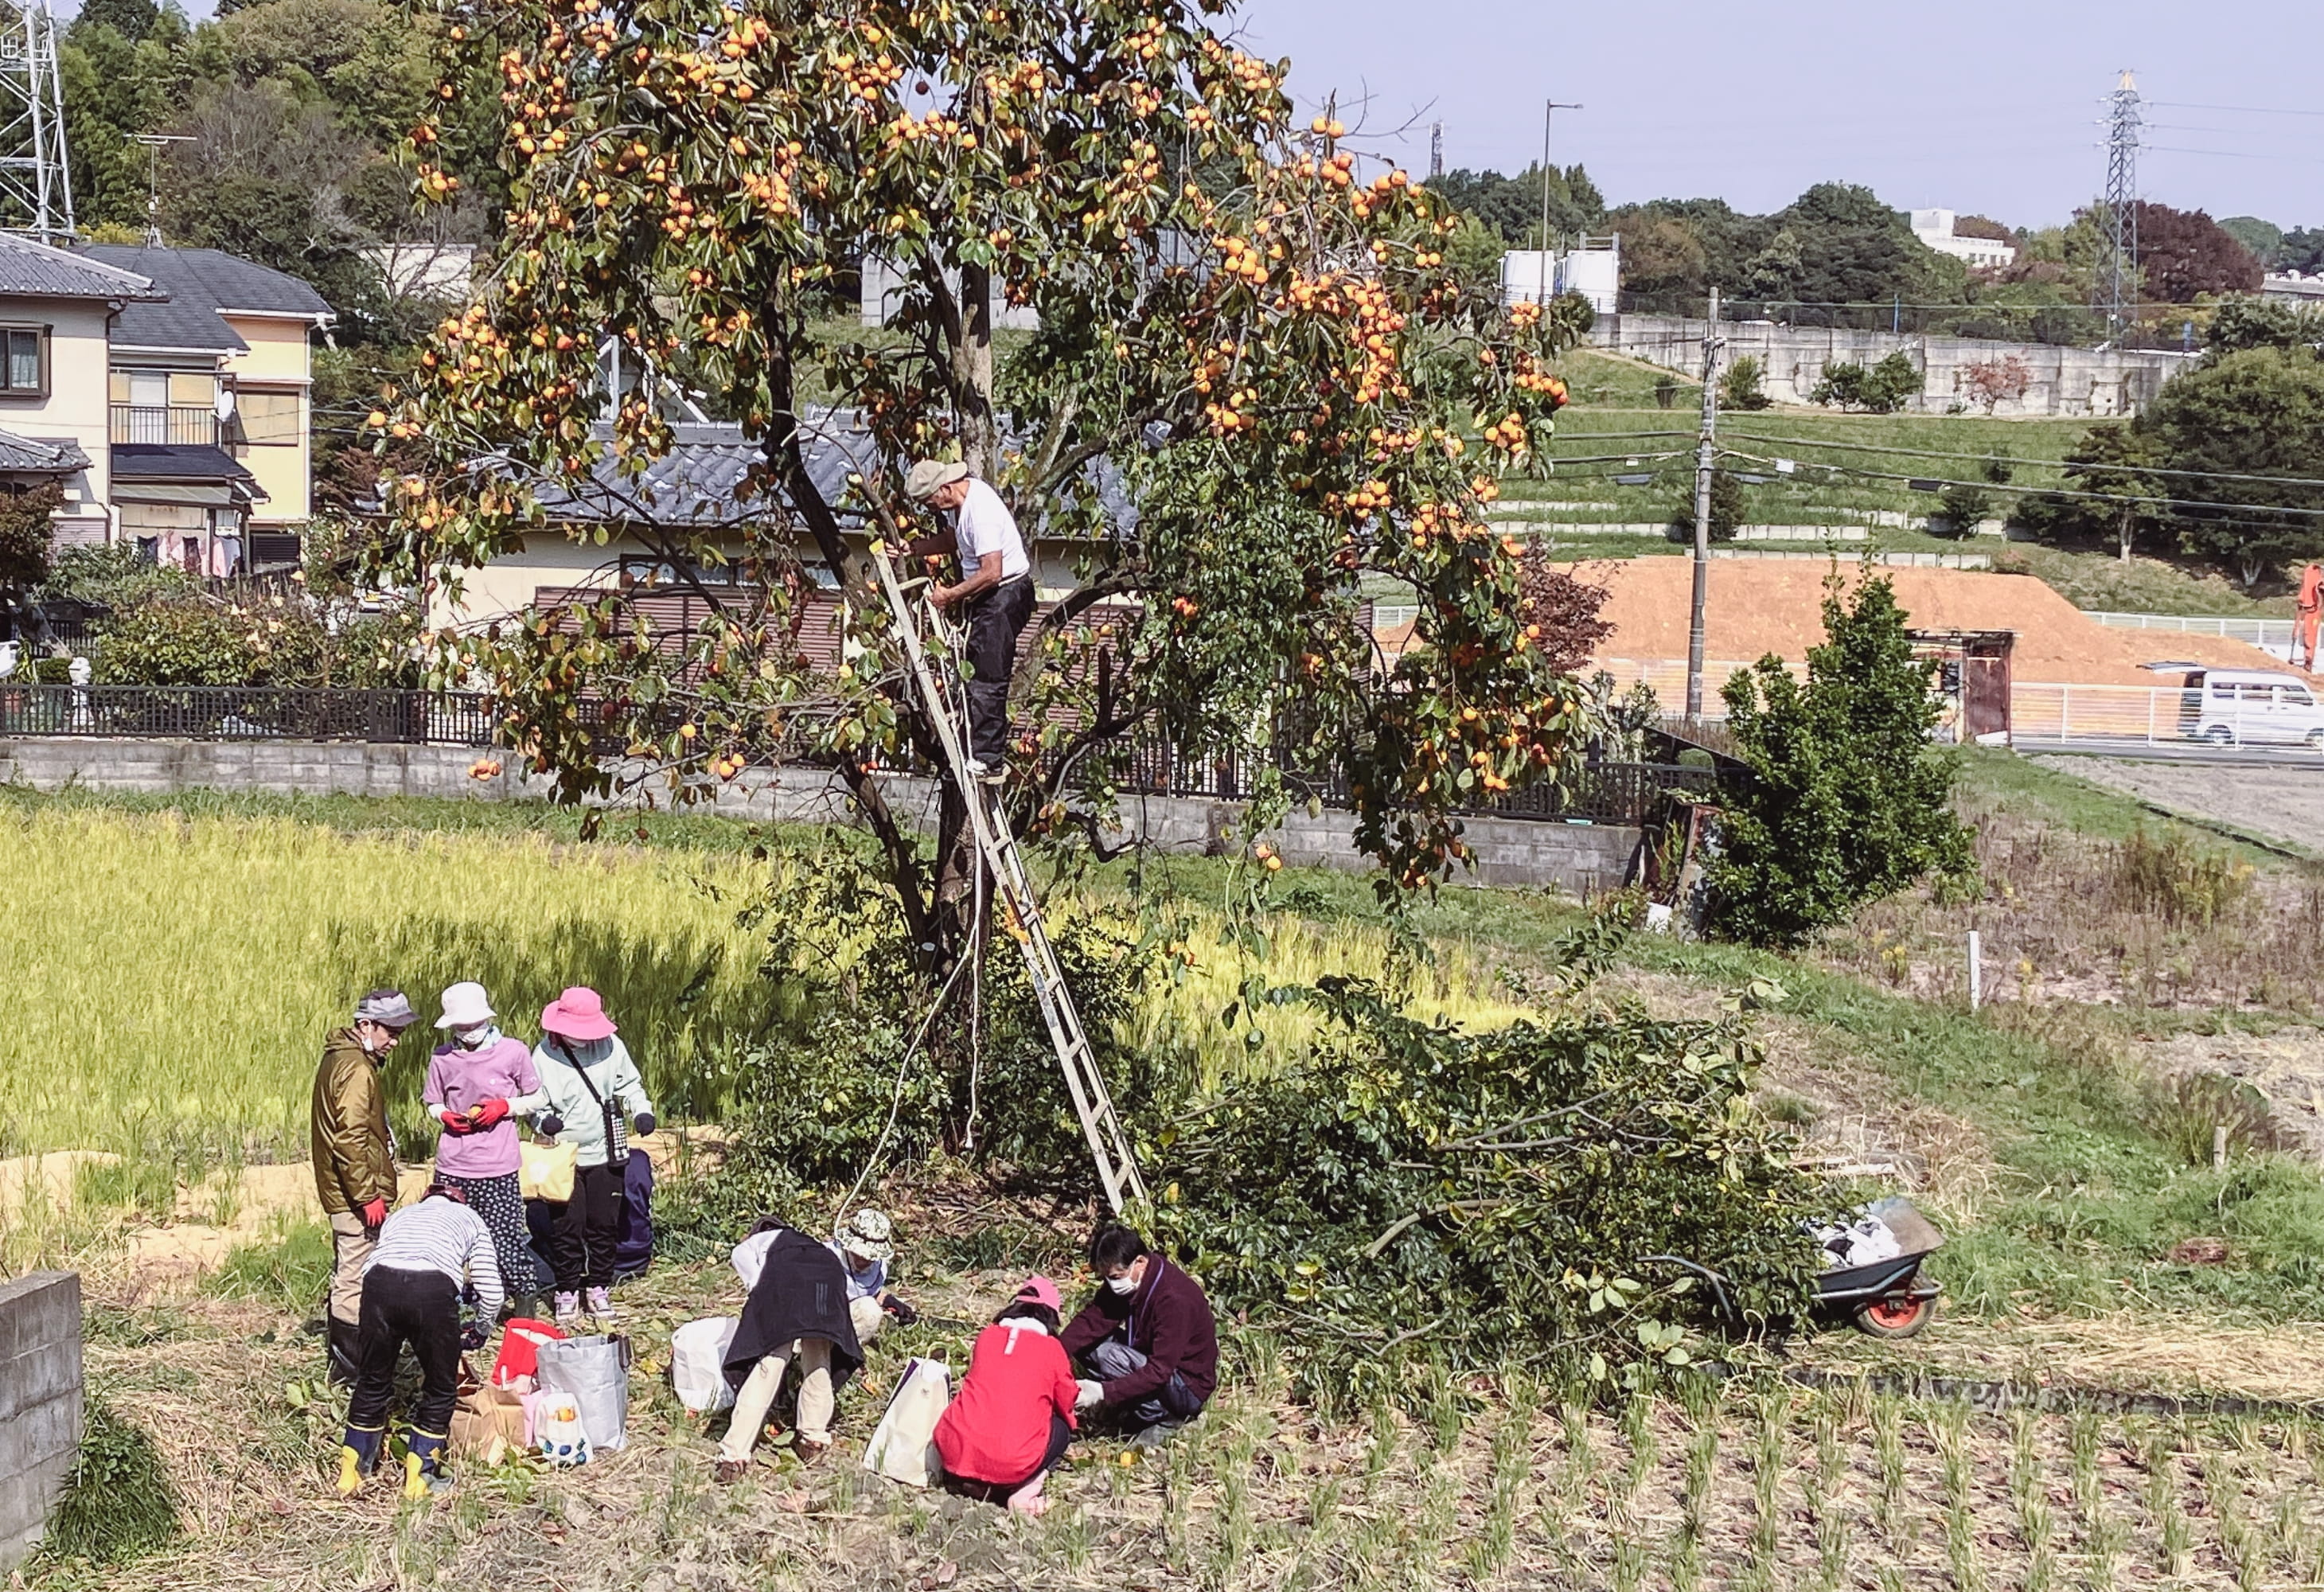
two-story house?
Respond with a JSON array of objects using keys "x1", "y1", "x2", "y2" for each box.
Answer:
[
  {"x1": 0, "y1": 235, "x2": 166, "y2": 550},
  {"x1": 81, "y1": 244, "x2": 335, "y2": 574}
]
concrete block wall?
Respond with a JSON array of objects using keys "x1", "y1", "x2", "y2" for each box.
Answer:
[
  {"x1": 1593, "y1": 314, "x2": 2193, "y2": 417},
  {"x1": 0, "y1": 737, "x2": 1640, "y2": 895},
  {"x1": 0, "y1": 1271, "x2": 84, "y2": 1570}
]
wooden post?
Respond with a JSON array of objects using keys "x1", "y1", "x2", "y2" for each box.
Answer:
[{"x1": 1967, "y1": 931, "x2": 1982, "y2": 1012}]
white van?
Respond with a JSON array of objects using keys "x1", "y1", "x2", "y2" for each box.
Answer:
[{"x1": 2179, "y1": 668, "x2": 2324, "y2": 747}]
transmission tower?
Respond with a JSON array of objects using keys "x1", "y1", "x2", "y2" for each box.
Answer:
[
  {"x1": 2099, "y1": 68, "x2": 2141, "y2": 343},
  {"x1": 0, "y1": 2, "x2": 72, "y2": 245}
]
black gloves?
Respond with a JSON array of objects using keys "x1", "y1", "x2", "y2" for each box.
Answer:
[
  {"x1": 882, "y1": 1295, "x2": 919, "y2": 1327},
  {"x1": 634, "y1": 1112, "x2": 657, "y2": 1137},
  {"x1": 538, "y1": 1113, "x2": 563, "y2": 1137}
]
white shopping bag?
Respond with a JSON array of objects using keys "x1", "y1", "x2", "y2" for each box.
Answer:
[
  {"x1": 861, "y1": 1357, "x2": 951, "y2": 1488},
  {"x1": 670, "y1": 1317, "x2": 741, "y2": 1414}
]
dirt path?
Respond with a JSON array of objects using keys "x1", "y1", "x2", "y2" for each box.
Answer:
[{"x1": 2033, "y1": 755, "x2": 2324, "y2": 856}]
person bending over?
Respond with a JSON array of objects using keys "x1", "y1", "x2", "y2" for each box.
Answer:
[
  {"x1": 828, "y1": 1207, "x2": 918, "y2": 1344},
  {"x1": 935, "y1": 1278, "x2": 1079, "y2": 1516},
  {"x1": 718, "y1": 1219, "x2": 864, "y2": 1481},
  {"x1": 1060, "y1": 1224, "x2": 1219, "y2": 1450},
  {"x1": 338, "y1": 1183, "x2": 501, "y2": 1498}
]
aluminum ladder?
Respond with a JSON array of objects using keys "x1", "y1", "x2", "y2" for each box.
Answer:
[{"x1": 865, "y1": 537, "x2": 1148, "y2": 1214}]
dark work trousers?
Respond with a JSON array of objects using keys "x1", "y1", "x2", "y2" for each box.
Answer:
[
  {"x1": 443, "y1": 1169, "x2": 537, "y2": 1304},
  {"x1": 961, "y1": 576, "x2": 1035, "y2": 764},
  {"x1": 348, "y1": 1266, "x2": 462, "y2": 1442},
  {"x1": 944, "y1": 1411, "x2": 1074, "y2": 1503},
  {"x1": 551, "y1": 1162, "x2": 622, "y2": 1292},
  {"x1": 1087, "y1": 1339, "x2": 1206, "y2": 1430}
]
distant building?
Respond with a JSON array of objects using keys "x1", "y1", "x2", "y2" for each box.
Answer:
[
  {"x1": 84, "y1": 244, "x2": 334, "y2": 570},
  {"x1": 363, "y1": 242, "x2": 478, "y2": 302},
  {"x1": 860, "y1": 256, "x2": 1040, "y2": 331},
  {"x1": 1499, "y1": 236, "x2": 1621, "y2": 316},
  {"x1": 1910, "y1": 209, "x2": 2017, "y2": 271},
  {"x1": 2261, "y1": 272, "x2": 2324, "y2": 306}
]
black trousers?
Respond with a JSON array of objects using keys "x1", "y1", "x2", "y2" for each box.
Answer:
[
  {"x1": 551, "y1": 1162, "x2": 621, "y2": 1291},
  {"x1": 349, "y1": 1266, "x2": 462, "y2": 1441},
  {"x1": 962, "y1": 576, "x2": 1034, "y2": 763},
  {"x1": 945, "y1": 1411, "x2": 1074, "y2": 1502}
]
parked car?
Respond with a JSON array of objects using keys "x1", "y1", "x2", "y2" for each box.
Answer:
[{"x1": 2177, "y1": 668, "x2": 2324, "y2": 747}]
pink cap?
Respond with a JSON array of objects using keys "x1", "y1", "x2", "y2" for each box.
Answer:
[
  {"x1": 540, "y1": 985, "x2": 618, "y2": 1041},
  {"x1": 1013, "y1": 1275, "x2": 1062, "y2": 1312}
]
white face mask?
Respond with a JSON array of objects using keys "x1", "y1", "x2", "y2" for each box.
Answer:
[
  {"x1": 455, "y1": 1023, "x2": 497, "y2": 1051},
  {"x1": 1105, "y1": 1273, "x2": 1139, "y2": 1297}
]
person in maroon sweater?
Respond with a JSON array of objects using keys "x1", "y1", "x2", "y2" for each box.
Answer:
[{"x1": 1058, "y1": 1225, "x2": 1219, "y2": 1448}]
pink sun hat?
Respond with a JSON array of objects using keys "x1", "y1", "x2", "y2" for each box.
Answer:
[
  {"x1": 1013, "y1": 1275, "x2": 1063, "y2": 1312},
  {"x1": 540, "y1": 985, "x2": 618, "y2": 1041}
]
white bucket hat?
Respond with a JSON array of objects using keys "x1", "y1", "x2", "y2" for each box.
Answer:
[{"x1": 435, "y1": 981, "x2": 496, "y2": 1031}]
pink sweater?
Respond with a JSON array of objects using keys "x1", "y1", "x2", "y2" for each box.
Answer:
[{"x1": 423, "y1": 1036, "x2": 544, "y2": 1179}]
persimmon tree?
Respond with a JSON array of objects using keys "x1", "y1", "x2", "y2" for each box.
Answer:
[{"x1": 374, "y1": 0, "x2": 1594, "y2": 959}]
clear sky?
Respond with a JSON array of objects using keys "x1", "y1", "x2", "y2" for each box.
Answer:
[{"x1": 1233, "y1": 0, "x2": 2324, "y2": 232}]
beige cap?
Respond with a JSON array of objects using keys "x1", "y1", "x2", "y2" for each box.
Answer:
[{"x1": 903, "y1": 459, "x2": 970, "y2": 501}]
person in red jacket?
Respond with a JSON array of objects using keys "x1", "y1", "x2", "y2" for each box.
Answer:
[
  {"x1": 934, "y1": 1278, "x2": 1080, "y2": 1515},
  {"x1": 1059, "y1": 1225, "x2": 1219, "y2": 1450}
]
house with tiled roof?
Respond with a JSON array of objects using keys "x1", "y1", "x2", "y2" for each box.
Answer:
[
  {"x1": 0, "y1": 234, "x2": 165, "y2": 546},
  {"x1": 82, "y1": 243, "x2": 334, "y2": 572}
]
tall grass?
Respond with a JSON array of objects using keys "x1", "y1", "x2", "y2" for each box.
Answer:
[
  {"x1": 0, "y1": 804, "x2": 773, "y2": 1161},
  {"x1": 0, "y1": 798, "x2": 1527, "y2": 1173}
]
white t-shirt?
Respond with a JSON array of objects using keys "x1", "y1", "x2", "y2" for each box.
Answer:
[{"x1": 954, "y1": 478, "x2": 1030, "y2": 583}]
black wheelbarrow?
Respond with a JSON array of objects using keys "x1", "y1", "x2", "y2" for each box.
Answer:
[{"x1": 1815, "y1": 1196, "x2": 1944, "y2": 1340}]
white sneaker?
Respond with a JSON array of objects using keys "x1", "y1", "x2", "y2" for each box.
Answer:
[
  {"x1": 553, "y1": 1290, "x2": 579, "y2": 1326},
  {"x1": 585, "y1": 1286, "x2": 615, "y2": 1319}
]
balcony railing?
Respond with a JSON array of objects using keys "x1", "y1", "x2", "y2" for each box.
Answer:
[{"x1": 109, "y1": 404, "x2": 219, "y2": 447}]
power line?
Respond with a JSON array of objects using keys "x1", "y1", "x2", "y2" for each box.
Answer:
[
  {"x1": 1716, "y1": 429, "x2": 2324, "y2": 492},
  {"x1": 2148, "y1": 100, "x2": 2324, "y2": 119},
  {"x1": 2146, "y1": 145, "x2": 2324, "y2": 166},
  {"x1": 1716, "y1": 445, "x2": 2324, "y2": 522}
]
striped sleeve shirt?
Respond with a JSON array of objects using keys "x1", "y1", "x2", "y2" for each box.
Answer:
[{"x1": 366, "y1": 1195, "x2": 504, "y2": 1320}]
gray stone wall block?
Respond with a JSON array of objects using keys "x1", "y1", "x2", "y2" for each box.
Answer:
[{"x1": 0, "y1": 1270, "x2": 83, "y2": 1571}]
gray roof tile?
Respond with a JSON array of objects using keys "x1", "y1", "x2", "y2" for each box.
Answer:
[
  {"x1": 0, "y1": 233, "x2": 160, "y2": 302},
  {"x1": 0, "y1": 429, "x2": 90, "y2": 473},
  {"x1": 111, "y1": 443, "x2": 255, "y2": 482},
  {"x1": 80, "y1": 245, "x2": 333, "y2": 353}
]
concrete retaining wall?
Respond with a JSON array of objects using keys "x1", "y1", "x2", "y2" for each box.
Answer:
[
  {"x1": 1594, "y1": 314, "x2": 2193, "y2": 417},
  {"x1": 0, "y1": 1270, "x2": 84, "y2": 1570},
  {"x1": 0, "y1": 737, "x2": 1640, "y2": 894}
]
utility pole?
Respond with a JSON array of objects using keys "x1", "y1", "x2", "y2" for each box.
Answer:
[
  {"x1": 1429, "y1": 120, "x2": 1443, "y2": 181},
  {"x1": 1536, "y1": 99, "x2": 1582, "y2": 306},
  {"x1": 1685, "y1": 287, "x2": 1725, "y2": 722}
]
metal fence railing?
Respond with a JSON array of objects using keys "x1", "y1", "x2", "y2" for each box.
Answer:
[
  {"x1": 2084, "y1": 611, "x2": 2296, "y2": 654},
  {"x1": 2011, "y1": 682, "x2": 2324, "y2": 751},
  {"x1": 4, "y1": 682, "x2": 1733, "y2": 825},
  {"x1": 0, "y1": 686, "x2": 499, "y2": 746}
]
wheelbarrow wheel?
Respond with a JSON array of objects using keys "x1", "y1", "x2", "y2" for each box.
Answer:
[{"x1": 1853, "y1": 1295, "x2": 1934, "y2": 1339}]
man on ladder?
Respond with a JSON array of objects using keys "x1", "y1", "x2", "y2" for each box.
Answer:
[{"x1": 903, "y1": 458, "x2": 1034, "y2": 782}]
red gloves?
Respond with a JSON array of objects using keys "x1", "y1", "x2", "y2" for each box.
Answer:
[
  {"x1": 439, "y1": 1110, "x2": 473, "y2": 1134},
  {"x1": 359, "y1": 1197, "x2": 388, "y2": 1231},
  {"x1": 471, "y1": 1098, "x2": 511, "y2": 1130}
]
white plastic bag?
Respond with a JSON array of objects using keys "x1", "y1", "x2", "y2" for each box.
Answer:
[
  {"x1": 537, "y1": 1333, "x2": 630, "y2": 1451},
  {"x1": 670, "y1": 1317, "x2": 741, "y2": 1414},
  {"x1": 536, "y1": 1398, "x2": 592, "y2": 1466},
  {"x1": 862, "y1": 1357, "x2": 952, "y2": 1488}
]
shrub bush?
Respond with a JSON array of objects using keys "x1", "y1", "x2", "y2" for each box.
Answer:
[
  {"x1": 2110, "y1": 827, "x2": 2256, "y2": 927},
  {"x1": 1811, "y1": 351, "x2": 1919, "y2": 414},
  {"x1": 1720, "y1": 354, "x2": 1774, "y2": 412},
  {"x1": 37, "y1": 1391, "x2": 178, "y2": 1567},
  {"x1": 1710, "y1": 574, "x2": 1974, "y2": 947},
  {"x1": 1674, "y1": 468, "x2": 1747, "y2": 542},
  {"x1": 2143, "y1": 1071, "x2": 2291, "y2": 1168},
  {"x1": 1152, "y1": 947, "x2": 1830, "y2": 1401}
]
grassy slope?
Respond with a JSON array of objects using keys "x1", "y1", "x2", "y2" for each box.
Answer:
[{"x1": 1534, "y1": 349, "x2": 2293, "y2": 615}]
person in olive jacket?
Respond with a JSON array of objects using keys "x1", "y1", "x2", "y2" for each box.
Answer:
[
  {"x1": 1059, "y1": 1224, "x2": 1219, "y2": 1449},
  {"x1": 310, "y1": 989, "x2": 419, "y2": 1384}
]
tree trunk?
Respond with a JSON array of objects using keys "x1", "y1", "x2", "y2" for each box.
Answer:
[
  {"x1": 954, "y1": 261, "x2": 997, "y2": 478},
  {"x1": 2119, "y1": 509, "x2": 2135, "y2": 564}
]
